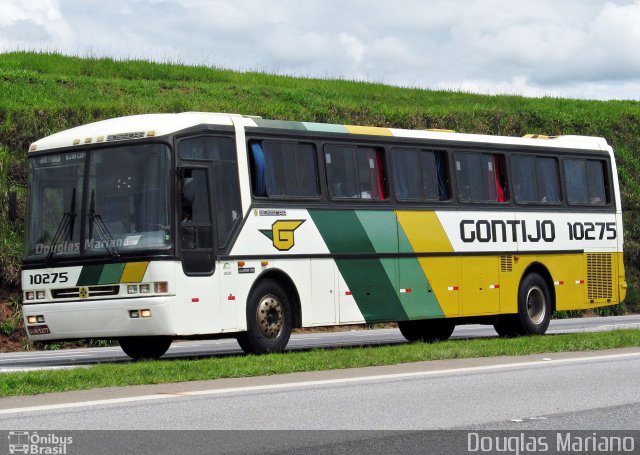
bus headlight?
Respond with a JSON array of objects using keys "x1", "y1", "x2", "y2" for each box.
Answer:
[
  {"x1": 139, "y1": 284, "x2": 150, "y2": 294},
  {"x1": 25, "y1": 291, "x2": 35, "y2": 301},
  {"x1": 127, "y1": 285, "x2": 138, "y2": 295},
  {"x1": 36, "y1": 291, "x2": 46, "y2": 300}
]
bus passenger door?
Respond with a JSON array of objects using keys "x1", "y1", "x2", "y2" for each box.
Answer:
[{"x1": 178, "y1": 135, "x2": 242, "y2": 332}]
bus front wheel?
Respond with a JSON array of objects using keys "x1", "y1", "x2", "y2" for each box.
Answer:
[
  {"x1": 398, "y1": 319, "x2": 455, "y2": 343},
  {"x1": 118, "y1": 336, "x2": 173, "y2": 360},
  {"x1": 237, "y1": 279, "x2": 292, "y2": 354}
]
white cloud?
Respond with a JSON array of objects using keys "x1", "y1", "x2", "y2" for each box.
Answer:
[
  {"x1": 0, "y1": 0, "x2": 639, "y2": 100},
  {"x1": 0, "y1": 0, "x2": 75, "y2": 51}
]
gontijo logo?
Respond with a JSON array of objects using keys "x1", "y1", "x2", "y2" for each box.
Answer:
[{"x1": 259, "y1": 220, "x2": 305, "y2": 251}]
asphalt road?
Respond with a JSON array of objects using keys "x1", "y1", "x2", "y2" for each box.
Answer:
[
  {"x1": 1, "y1": 315, "x2": 640, "y2": 373},
  {"x1": 1, "y1": 348, "x2": 639, "y2": 454}
]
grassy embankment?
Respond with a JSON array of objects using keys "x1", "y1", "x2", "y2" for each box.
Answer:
[
  {"x1": 1, "y1": 52, "x2": 640, "y2": 352},
  {"x1": 1, "y1": 330, "x2": 640, "y2": 398}
]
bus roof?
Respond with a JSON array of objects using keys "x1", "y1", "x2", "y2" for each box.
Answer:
[{"x1": 29, "y1": 112, "x2": 611, "y2": 153}]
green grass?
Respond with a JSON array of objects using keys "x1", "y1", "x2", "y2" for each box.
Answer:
[
  {"x1": 2, "y1": 51, "x2": 640, "y2": 281},
  {"x1": 2, "y1": 330, "x2": 640, "y2": 398}
]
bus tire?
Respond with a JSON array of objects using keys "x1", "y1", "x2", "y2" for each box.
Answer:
[
  {"x1": 398, "y1": 319, "x2": 455, "y2": 343},
  {"x1": 493, "y1": 316, "x2": 522, "y2": 338},
  {"x1": 495, "y1": 272, "x2": 552, "y2": 337},
  {"x1": 516, "y1": 272, "x2": 552, "y2": 335},
  {"x1": 118, "y1": 336, "x2": 172, "y2": 360},
  {"x1": 236, "y1": 279, "x2": 292, "y2": 354}
]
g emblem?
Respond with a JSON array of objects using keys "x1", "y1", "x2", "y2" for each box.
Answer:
[{"x1": 259, "y1": 220, "x2": 305, "y2": 251}]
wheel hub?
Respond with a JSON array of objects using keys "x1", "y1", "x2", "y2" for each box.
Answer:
[
  {"x1": 526, "y1": 285, "x2": 546, "y2": 325},
  {"x1": 256, "y1": 294, "x2": 284, "y2": 340}
]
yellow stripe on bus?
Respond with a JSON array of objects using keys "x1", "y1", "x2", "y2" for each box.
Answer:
[
  {"x1": 396, "y1": 211, "x2": 453, "y2": 252},
  {"x1": 396, "y1": 211, "x2": 459, "y2": 317},
  {"x1": 344, "y1": 125, "x2": 393, "y2": 136},
  {"x1": 120, "y1": 262, "x2": 149, "y2": 283}
]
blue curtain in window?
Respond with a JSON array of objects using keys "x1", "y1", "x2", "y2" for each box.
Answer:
[
  {"x1": 251, "y1": 142, "x2": 267, "y2": 197},
  {"x1": 392, "y1": 153, "x2": 409, "y2": 199}
]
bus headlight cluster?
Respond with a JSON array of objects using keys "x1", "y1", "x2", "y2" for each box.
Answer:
[
  {"x1": 126, "y1": 282, "x2": 169, "y2": 295},
  {"x1": 129, "y1": 309, "x2": 152, "y2": 318},
  {"x1": 24, "y1": 291, "x2": 46, "y2": 301}
]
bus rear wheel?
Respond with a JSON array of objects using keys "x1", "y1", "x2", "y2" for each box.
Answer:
[
  {"x1": 494, "y1": 272, "x2": 552, "y2": 337},
  {"x1": 237, "y1": 279, "x2": 292, "y2": 354},
  {"x1": 398, "y1": 319, "x2": 455, "y2": 343},
  {"x1": 118, "y1": 336, "x2": 173, "y2": 360}
]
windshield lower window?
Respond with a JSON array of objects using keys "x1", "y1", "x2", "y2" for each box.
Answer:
[{"x1": 27, "y1": 144, "x2": 171, "y2": 260}]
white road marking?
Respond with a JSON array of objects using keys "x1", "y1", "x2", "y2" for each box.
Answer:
[
  {"x1": 1, "y1": 351, "x2": 639, "y2": 416},
  {"x1": 0, "y1": 354, "x2": 92, "y2": 361}
]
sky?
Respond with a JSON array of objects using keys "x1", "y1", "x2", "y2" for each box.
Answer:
[{"x1": 1, "y1": 0, "x2": 640, "y2": 100}]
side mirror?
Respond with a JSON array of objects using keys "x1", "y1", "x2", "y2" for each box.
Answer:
[{"x1": 8, "y1": 191, "x2": 17, "y2": 222}]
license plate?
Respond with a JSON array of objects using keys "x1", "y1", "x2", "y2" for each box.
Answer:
[{"x1": 28, "y1": 325, "x2": 50, "y2": 335}]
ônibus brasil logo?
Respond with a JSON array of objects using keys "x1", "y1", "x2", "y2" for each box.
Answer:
[
  {"x1": 259, "y1": 220, "x2": 305, "y2": 251},
  {"x1": 8, "y1": 431, "x2": 73, "y2": 454}
]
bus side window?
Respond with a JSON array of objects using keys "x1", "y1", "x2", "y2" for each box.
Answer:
[
  {"x1": 325, "y1": 144, "x2": 386, "y2": 200},
  {"x1": 261, "y1": 141, "x2": 319, "y2": 198},
  {"x1": 512, "y1": 155, "x2": 560, "y2": 204},
  {"x1": 455, "y1": 152, "x2": 506, "y2": 203},
  {"x1": 391, "y1": 148, "x2": 448, "y2": 201},
  {"x1": 564, "y1": 158, "x2": 608, "y2": 205}
]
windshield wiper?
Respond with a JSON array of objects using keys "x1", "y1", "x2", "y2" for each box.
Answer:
[
  {"x1": 46, "y1": 188, "x2": 77, "y2": 265},
  {"x1": 88, "y1": 190, "x2": 120, "y2": 259}
]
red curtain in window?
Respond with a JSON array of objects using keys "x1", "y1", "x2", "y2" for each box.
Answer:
[
  {"x1": 376, "y1": 150, "x2": 386, "y2": 199},
  {"x1": 493, "y1": 155, "x2": 505, "y2": 202}
]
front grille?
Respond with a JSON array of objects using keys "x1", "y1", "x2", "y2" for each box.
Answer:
[
  {"x1": 500, "y1": 256, "x2": 513, "y2": 272},
  {"x1": 587, "y1": 253, "x2": 613, "y2": 301},
  {"x1": 51, "y1": 285, "x2": 120, "y2": 299}
]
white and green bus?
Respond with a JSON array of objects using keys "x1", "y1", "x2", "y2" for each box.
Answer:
[{"x1": 21, "y1": 113, "x2": 626, "y2": 359}]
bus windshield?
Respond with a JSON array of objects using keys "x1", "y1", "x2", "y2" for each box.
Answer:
[{"x1": 27, "y1": 143, "x2": 171, "y2": 260}]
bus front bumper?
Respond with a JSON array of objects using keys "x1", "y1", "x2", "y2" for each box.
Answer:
[{"x1": 22, "y1": 297, "x2": 176, "y2": 341}]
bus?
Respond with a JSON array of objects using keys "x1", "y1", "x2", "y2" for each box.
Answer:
[{"x1": 20, "y1": 112, "x2": 626, "y2": 359}]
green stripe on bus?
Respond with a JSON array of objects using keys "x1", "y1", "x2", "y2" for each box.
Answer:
[
  {"x1": 310, "y1": 210, "x2": 376, "y2": 254},
  {"x1": 397, "y1": 225, "x2": 444, "y2": 318},
  {"x1": 252, "y1": 119, "x2": 307, "y2": 130},
  {"x1": 98, "y1": 263, "x2": 126, "y2": 285},
  {"x1": 301, "y1": 122, "x2": 349, "y2": 134},
  {"x1": 309, "y1": 209, "x2": 408, "y2": 322},
  {"x1": 357, "y1": 211, "x2": 444, "y2": 319},
  {"x1": 76, "y1": 265, "x2": 104, "y2": 286},
  {"x1": 355, "y1": 211, "x2": 397, "y2": 253}
]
